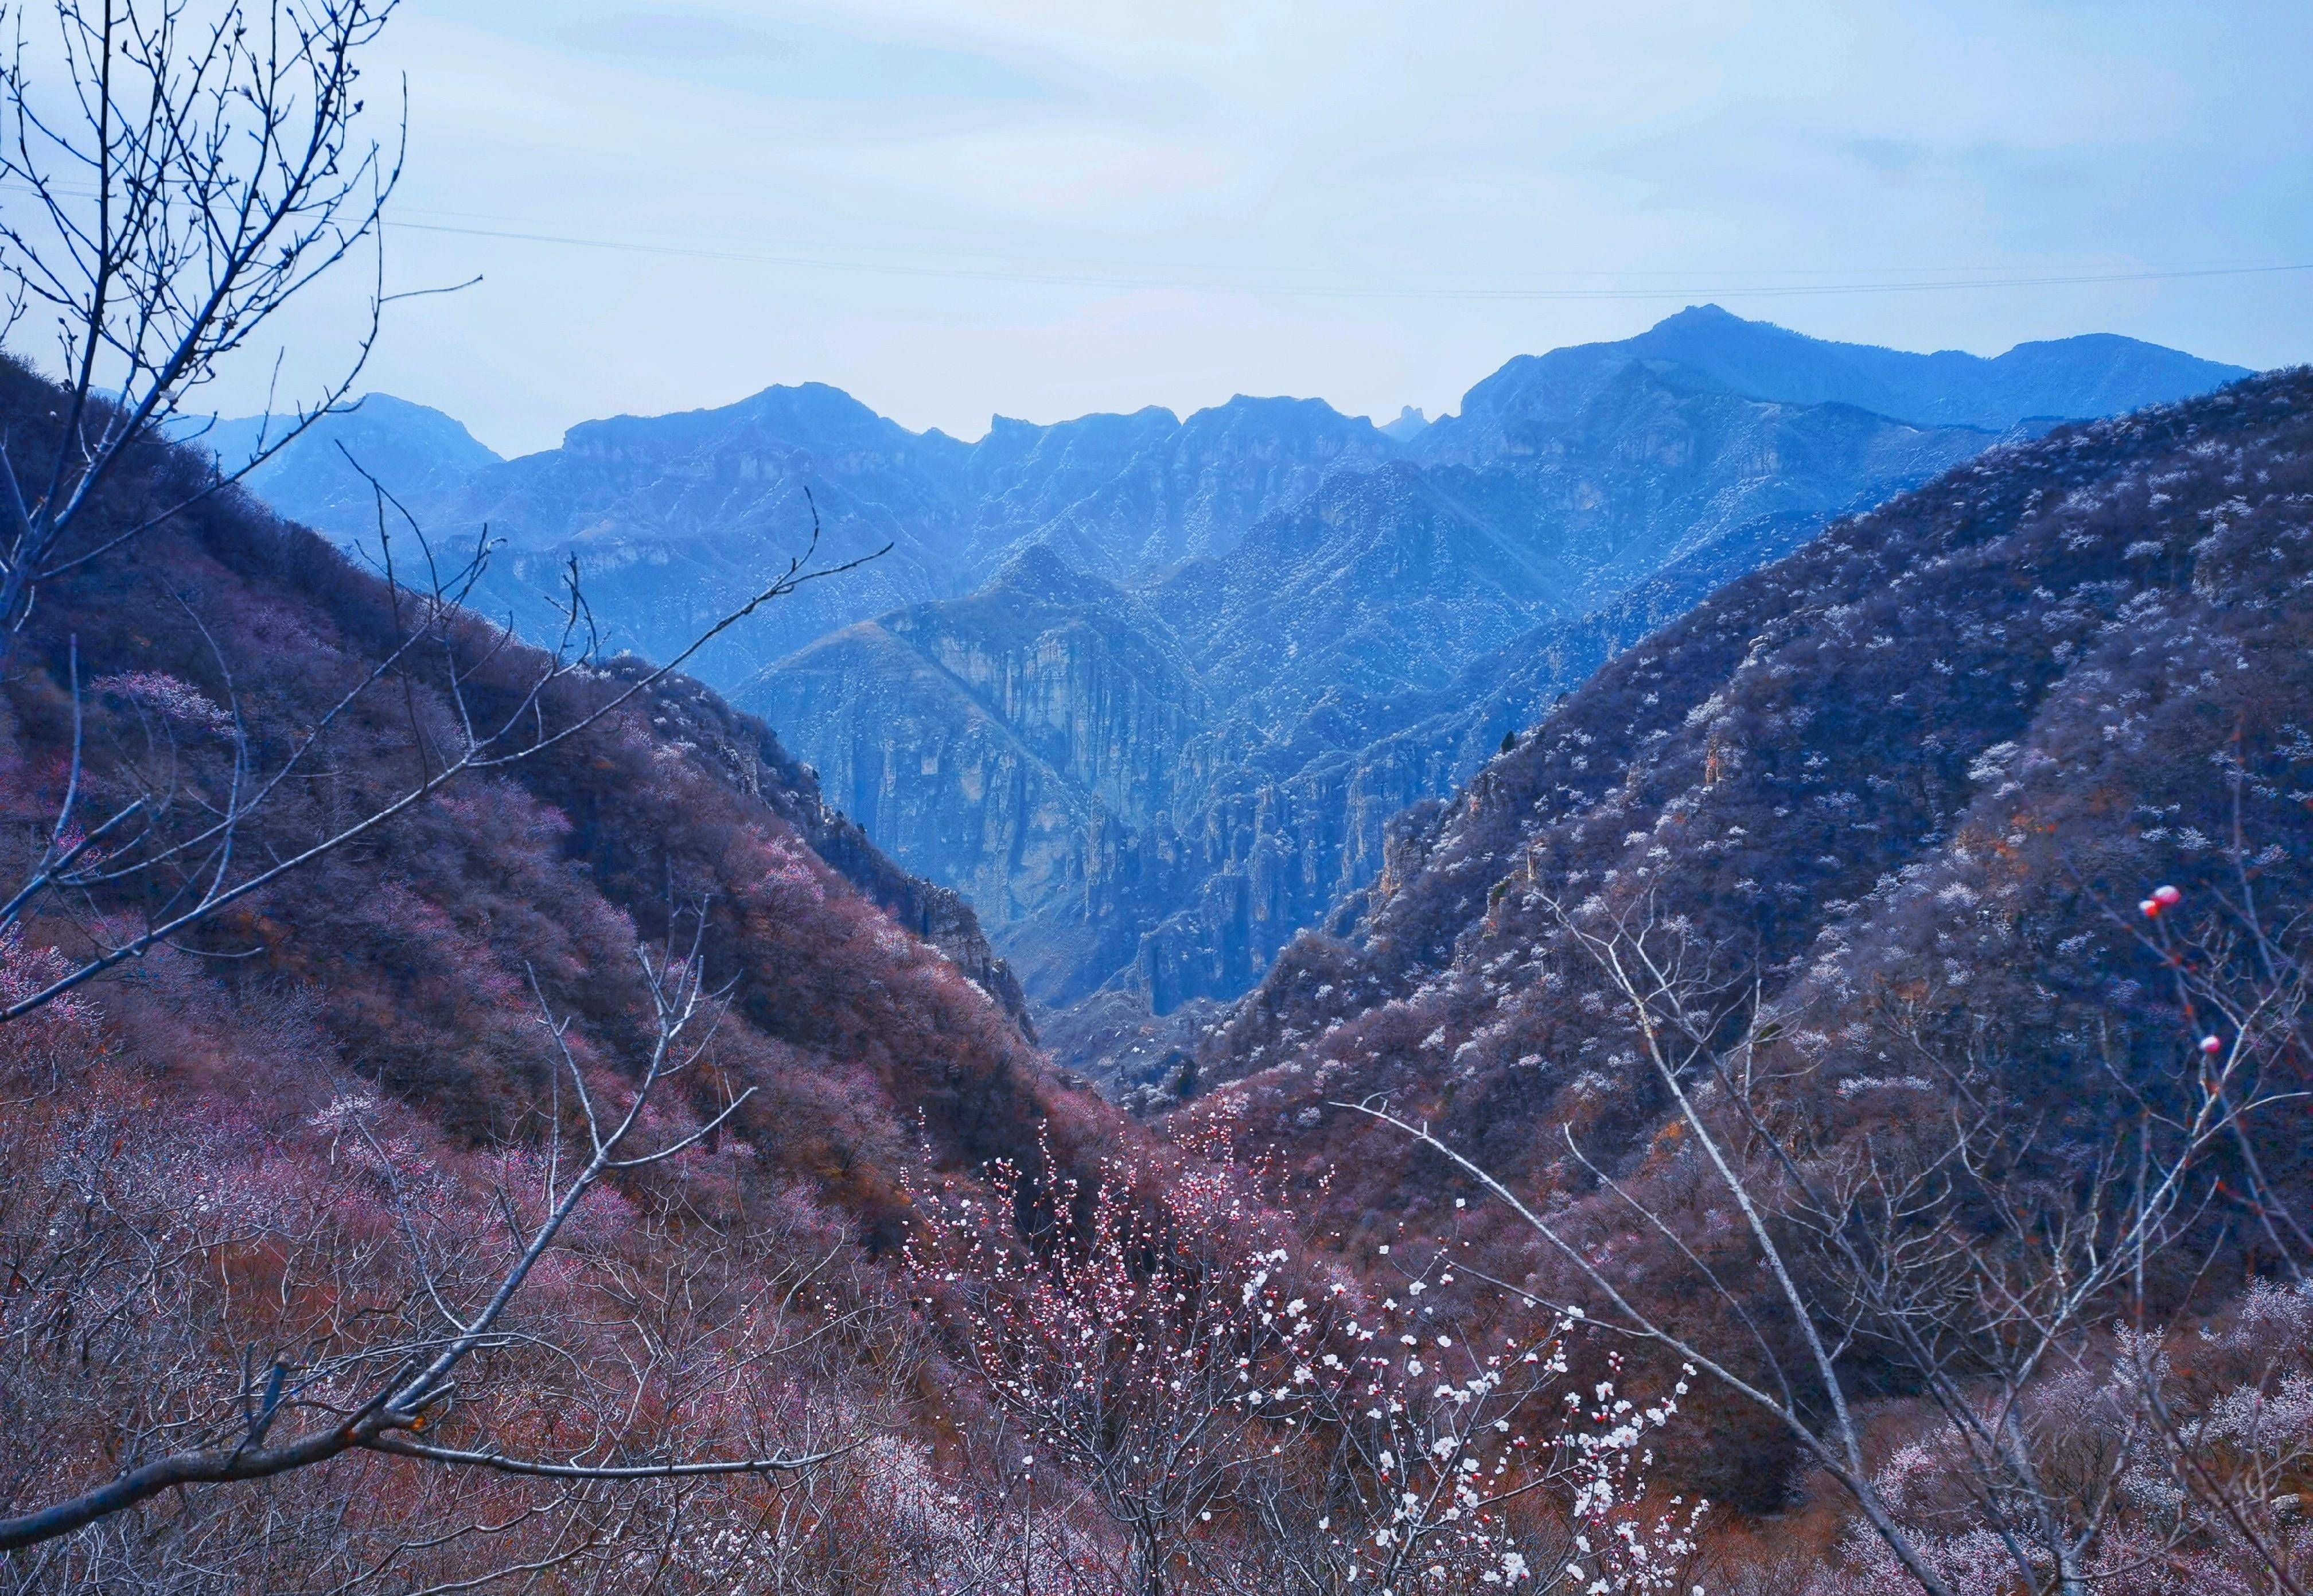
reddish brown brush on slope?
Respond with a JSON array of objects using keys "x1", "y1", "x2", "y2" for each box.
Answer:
[{"x1": 1185, "y1": 368, "x2": 2313, "y2": 1506}]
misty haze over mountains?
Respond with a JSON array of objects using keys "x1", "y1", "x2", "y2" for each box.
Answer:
[{"x1": 205, "y1": 305, "x2": 2252, "y2": 1056}]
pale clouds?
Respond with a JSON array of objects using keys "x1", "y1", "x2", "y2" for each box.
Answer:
[{"x1": 194, "y1": 0, "x2": 2313, "y2": 453}]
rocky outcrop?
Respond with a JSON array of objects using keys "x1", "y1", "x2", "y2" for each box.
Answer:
[
  {"x1": 744, "y1": 549, "x2": 1211, "y2": 1001},
  {"x1": 980, "y1": 395, "x2": 1400, "y2": 579},
  {"x1": 607, "y1": 660, "x2": 1035, "y2": 1036}
]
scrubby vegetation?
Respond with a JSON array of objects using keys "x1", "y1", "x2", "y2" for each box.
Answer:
[
  {"x1": 0, "y1": 5, "x2": 2306, "y2": 1582},
  {"x1": 0, "y1": 357, "x2": 1706, "y2": 1593},
  {"x1": 1184, "y1": 369, "x2": 2313, "y2": 1589},
  {"x1": 9, "y1": 352, "x2": 2310, "y2": 1592}
]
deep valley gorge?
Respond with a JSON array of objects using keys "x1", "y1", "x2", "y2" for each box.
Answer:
[{"x1": 214, "y1": 306, "x2": 2249, "y2": 1066}]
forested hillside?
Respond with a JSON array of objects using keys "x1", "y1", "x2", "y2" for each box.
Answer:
[
  {"x1": 0, "y1": 355, "x2": 1135, "y2": 1586},
  {"x1": 1178, "y1": 367, "x2": 2313, "y2": 1533}
]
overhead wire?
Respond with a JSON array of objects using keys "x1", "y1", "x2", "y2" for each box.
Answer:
[
  {"x1": 388, "y1": 215, "x2": 2313, "y2": 302},
  {"x1": 5, "y1": 177, "x2": 2307, "y2": 303}
]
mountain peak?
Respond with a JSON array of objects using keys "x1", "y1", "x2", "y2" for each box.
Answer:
[
  {"x1": 733, "y1": 380, "x2": 897, "y2": 431},
  {"x1": 1421, "y1": 308, "x2": 2252, "y2": 462},
  {"x1": 1653, "y1": 302, "x2": 1744, "y2": 328},
  {"x1": 1379, "y1": 405, "x2": 1430, "y2": 443},
  {"x1": 990, "y1": 539, "x2": 1112, "y2": 602},
  {"x1": 1183, "y1": 392, "x2": 1366, "y2": 431}
]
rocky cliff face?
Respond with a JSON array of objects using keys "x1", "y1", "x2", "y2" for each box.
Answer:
[
  {"x1": 753, "y1": 548, "x2": 1210, "y2": 999},
  {"x1": 986, "y1": 395, "x2": 1400, "y2": 579},
  {"x1": 747, "y1": 360, "x2": 2014, "y2": 1011}
]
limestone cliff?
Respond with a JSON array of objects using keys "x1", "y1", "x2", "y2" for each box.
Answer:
[{"x1": 748, "y1": 362, "x2": 2014, "y2": 1012}]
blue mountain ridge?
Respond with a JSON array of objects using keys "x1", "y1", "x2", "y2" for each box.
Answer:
[{"x1": 204, "y1": 309, "x2": 2257, "y2": 1049}]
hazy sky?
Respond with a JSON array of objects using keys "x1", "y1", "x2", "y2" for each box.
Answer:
[{"x1": 198, "y1": 0, "x2": 2313, "y2": 456}]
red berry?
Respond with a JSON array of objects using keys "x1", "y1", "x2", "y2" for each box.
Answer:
[
  {"x1": 2199, "y1": 1035, "x2": 2223, "y2": 1055},
  {"x1": 2140, "y1": 900, "x2": 2160, "y2": 917},
  {"x1": 2154, "y1": 885, "x2": 2182, "y2": 907}
]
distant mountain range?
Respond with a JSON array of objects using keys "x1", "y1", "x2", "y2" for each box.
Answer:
[
  {"x1": 1411, "y1": 303, "x2": 2245, "y2": 460},
  {"x1": 198, "y1": 308, "x2": 2253, "y2": 1029},
  {"x1": 192, "y1": 394, "x2": 504, "y2": 531},
  {"x1": 203, "y1": 379, "x2": 1403, "y2": 688}
]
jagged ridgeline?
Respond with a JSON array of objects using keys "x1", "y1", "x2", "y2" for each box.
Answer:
[{"x1": 203, "y1": 308, "x2": 2250, "y2": 1029}]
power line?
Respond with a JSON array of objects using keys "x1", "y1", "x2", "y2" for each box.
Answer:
[
  {"x1": 7, "y1": 176, "x2": 2307, "y2": 302},
  {"x1": 381, "y1": 199, "x2": 2284, "y2": 281},
  {"x1": 390, "y1": 216, "x2": 2313, "y2": 302}
]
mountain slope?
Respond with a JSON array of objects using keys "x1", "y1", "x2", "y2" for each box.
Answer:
[
  {"x1": 438, "y1": 382, "x2": 984, "y2": 687},
  {"x1": 0, "y1": 357, "x2": 1150, "y2": 1589},
  {"x1": 1167, "y1": 366, "x2": 2313, "y2": 1498},
  {"x1": 2, "y1": 356, "x2": 1077, "y2": 1242},
  {"x1": 1172, "y1": 363, "x2": 1999, "y2": 717}
]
